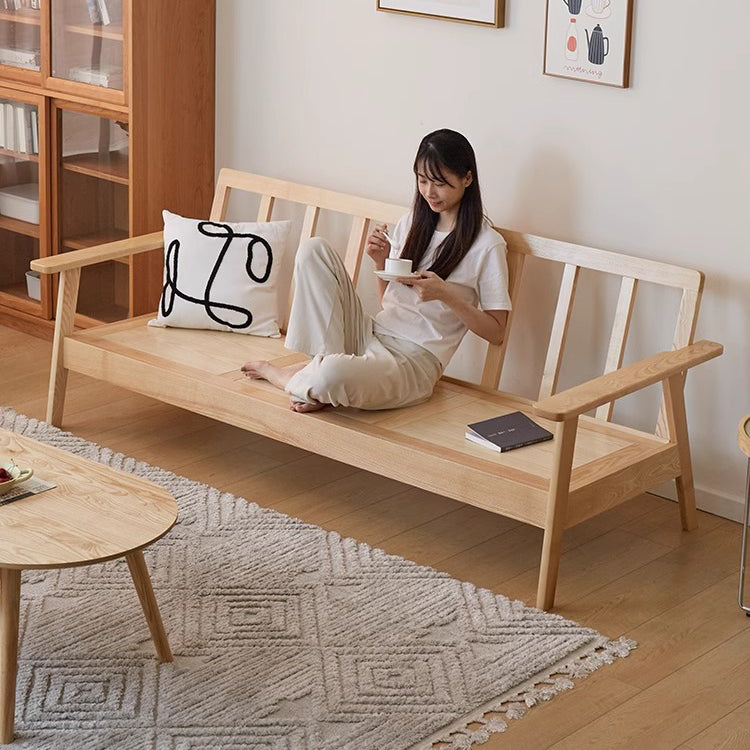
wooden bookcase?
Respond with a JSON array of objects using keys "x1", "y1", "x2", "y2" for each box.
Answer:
[{"x1": 0, "y1": 0, "x2": 215, "y2": 334}]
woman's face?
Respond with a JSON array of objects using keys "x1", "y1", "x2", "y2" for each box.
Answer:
[{"x1": 416, "y1": 163, "x2": 472, "y2": 219}]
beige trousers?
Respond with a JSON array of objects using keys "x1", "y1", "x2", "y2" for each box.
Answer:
[{"x1": 284, "y1": 238, "x2": 442, "y2": 410}]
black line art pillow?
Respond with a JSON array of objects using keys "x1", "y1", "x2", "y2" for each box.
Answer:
[{"x1": 149, "y1": 210, "x2": 292, "y2": 337}]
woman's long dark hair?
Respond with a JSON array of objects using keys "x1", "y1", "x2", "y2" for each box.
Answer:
[{"x1": 399, "y1": 129, "x2": 484, "y2": 280}]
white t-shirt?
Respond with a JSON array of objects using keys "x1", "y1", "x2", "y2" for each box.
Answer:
[{"x1": 373, "y1": 213, "x2": 512, "y2": 368}]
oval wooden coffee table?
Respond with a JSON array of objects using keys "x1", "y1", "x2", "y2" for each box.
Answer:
[{"x1": 0, "y1": 429, "x2": 178, "y2": 744}]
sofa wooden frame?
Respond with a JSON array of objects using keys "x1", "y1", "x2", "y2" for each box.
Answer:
[{"x1": 31, "y1": 169, "x2": 723, "y2": 610}]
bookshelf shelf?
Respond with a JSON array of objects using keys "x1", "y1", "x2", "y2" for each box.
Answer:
[
  {"x1": 62, "y1": 151, "x2": 129, "y2": 184},
  {"x1": 63, "y1": 228, "x2": 128, "y2": 251},
  {"x1": 0, "y1": 283, "x2": 39, "y2": 307},
  {"x1": 0, "y1": 9, "x2": 41, "y2": 26},
  {"x1": 64, "y1": 23, "x2": 124, "y2": 41},
  {"x1": 0, "y1": 214, "x2": 40, "y2": 238},
  {"x1": 64, "y1": 229, "x2": 130, "y2": 265},
  {"x1": 0, "y1": 148, "x2": 38, "y2": 162}
]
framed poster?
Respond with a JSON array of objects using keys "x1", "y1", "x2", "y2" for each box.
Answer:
[
  {"x1": 377, "y1": 0, "x2": 504, "y2": 28},
  {"x1": 543, "y1": 0, "x2": 633, "y2": 87}
]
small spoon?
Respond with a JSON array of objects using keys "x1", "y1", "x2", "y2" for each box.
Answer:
[{"x1": 382, "y1": 228, "x2": 398, "y2": 251}]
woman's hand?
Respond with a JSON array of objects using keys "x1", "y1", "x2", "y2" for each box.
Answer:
[
  {"x1": 400, "y1": 272, "x2": 508, "y2": 345},
  {"x1": 397, "y1": 271, "x2": 451, "y2": 303},
  {"x1": 366, "y1": 223, "x2": 391, "y2": 270}
]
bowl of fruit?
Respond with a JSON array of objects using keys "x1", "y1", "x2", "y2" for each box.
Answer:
[{"x1": 0, "y1": 459, "x2": 33, "y2": 495}]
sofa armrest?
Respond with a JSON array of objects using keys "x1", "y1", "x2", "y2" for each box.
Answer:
[
  {"x1": 533, "y1": 340, "x2": 723, "y2": 421},
  {"x1": 30, "y1": 231, "x2": 164, "y2": 274}
]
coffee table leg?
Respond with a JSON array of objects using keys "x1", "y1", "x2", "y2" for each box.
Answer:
[
  {"x1": 125, "y1": 551, "x2": 173, "y2": 663},
  {"x1": 0, "y1": 568, "x2": 21, "y2": 744}
]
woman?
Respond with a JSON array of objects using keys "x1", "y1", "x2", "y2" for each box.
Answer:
[{"x1": 242, "y1": 129, "x2": 511, "y2": 412}]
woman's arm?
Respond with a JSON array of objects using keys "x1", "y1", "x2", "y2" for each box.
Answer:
[
  {"x1": 399, "y1": 271, "x2": 508, "y2": 345},
  {"x1": 452, "y1": 304, "x2": 507, "y2": 345}
]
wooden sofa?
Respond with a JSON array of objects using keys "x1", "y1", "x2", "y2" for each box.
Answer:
[{"x1": 31, "y1": 169, "x2": 723, "y2": 610}]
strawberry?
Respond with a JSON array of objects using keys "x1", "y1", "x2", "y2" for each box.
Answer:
[{"x1": 0, "y1": 467, "x2": 12, "y2": 482}]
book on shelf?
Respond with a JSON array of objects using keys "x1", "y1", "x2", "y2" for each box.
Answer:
[
  {"x1": 97, "y1": 0, "x2": 111, "y2": 25},
  {"x1": 23, "y1": 104, "x2": 34, "y2": 154},
  {"x1": 3, "y1": 102, "x2": 14, "y2": 152},
  {"x1": 14, "y1": 104, "x2": 27, "y2": 153},
  {"x1": 0, "y1": 0, "x2": 30, "y2": 10},
  {"x1": 85, "y1": 0, "x2": 101, "y2": 24},
  {"x1": 0, "y1": 182, "x2": 40, "y2": 224},
  {"x1": 30, "y1": 107, "x2": 38, "y2": 154},
  {"x1": 0, "y1": 46, "x2": 39, "y2": 69},
  {"x1": 0, "y1": 103, "x2": 37, "y2": 155},
  {"x1": 11, "y1": 0, "x2": 42, "y2": 9},
  {"x1": 465, "y1": 411, "x2": 554, "y2": 453},
  {"x1": 68, "y1": 64, "x2": 122, "y2": 89}
]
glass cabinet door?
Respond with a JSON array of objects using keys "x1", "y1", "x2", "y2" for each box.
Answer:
[
  {"x1": 57, "y1": 105, "x2": 129, "y2": 321},
  {"x1": 0, "y1": 1, "x2": 41, "y2": 74},
  {"x1": 51, "y1": 0, "x2": 123, "y2": 92},
  {"x1": 0, "y1": 92, "x2": 43, "y2": 313}
]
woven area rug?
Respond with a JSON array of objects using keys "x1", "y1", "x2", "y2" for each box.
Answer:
[{"x1": 1, "y1": 408, "x2": 634, "y2": 750}]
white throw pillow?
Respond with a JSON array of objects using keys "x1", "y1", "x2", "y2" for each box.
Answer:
[{"x1": 149, "y1": 210, "x2": 292, "y2": 337}]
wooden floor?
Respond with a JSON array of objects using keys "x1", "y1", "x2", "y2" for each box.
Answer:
[{"x1": 3, "y1": 324, "x2": 749, "y2": 750}]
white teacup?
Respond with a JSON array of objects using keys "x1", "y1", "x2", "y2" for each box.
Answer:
[
  {"x1": 591, "y1": 0, "x2": 610, "y2": 13},
  {"x1": 385, "y1": 258, "x2": 413, "y2": 276}
]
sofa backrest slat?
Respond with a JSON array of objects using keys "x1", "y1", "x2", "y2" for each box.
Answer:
[
  {"x1": 654, "y1": 286, "x2": 703, "y2": 437},
  {"x1": 301, "y1": 205, "x2": 321, "y2": 240},
  {"x1": 539, "y1": 263, "x2": 580, "y2": 400},
  {"x1": 209, "y1": 171, "x2": 231, "y2": 221},
  {"x1": 344, "y1": 215, "x2": 370, "y2": 287},
  {"x1": 279, "y1": 205, "x2": 321, "y2": 331},
  {"x1": 256, "y1": 195, "x2": 275, "y2": 222},
  {"x1": 480, "y1": 250, "x2": 525, "y2": 389},
  {"x1": 595, "y1": 276, "x2": 638, "y2": 422}
]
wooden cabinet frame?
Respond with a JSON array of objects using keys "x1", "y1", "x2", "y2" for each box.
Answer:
[{"x1": 0, "y1": 0, "x2": 215, "y2": 335}]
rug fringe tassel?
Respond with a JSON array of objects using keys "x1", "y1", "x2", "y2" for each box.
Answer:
[{"x1": 416, "y1": 636, "x2": 636, "y2": 749}]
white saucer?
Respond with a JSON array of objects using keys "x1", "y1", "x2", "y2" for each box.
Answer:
[{"x1": 374, "y1": 270, "x2": 420, "y2": 282}]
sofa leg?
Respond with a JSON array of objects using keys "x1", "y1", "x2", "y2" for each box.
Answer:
[
  {"x1": 536, "y1": 418, "x2": 578, "y2": 611},
  {"x1": 663, "y1": 373, "x2": 698, "y2": 531},
  {"x1": 46, "y1": 268, "x2": 81, "y2": 427},
  {"x1": 537, "y1": 521, "x2": 565, "y2": 611}
]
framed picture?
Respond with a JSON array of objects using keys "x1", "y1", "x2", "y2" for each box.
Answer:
[
  {"x1": 543, "y1": 0, "x2": 634, "y2": 87},
  {"x1": 377, "y1": 0, "x2": 504, "y2": 28}
]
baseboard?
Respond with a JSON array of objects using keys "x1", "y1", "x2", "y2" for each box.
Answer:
[
  {"x1": 0, "y1": 309, "x2": 53, "y2": 340},
  {"x1": 651, "y1": 481, "x2": 745, "y2": 524}
]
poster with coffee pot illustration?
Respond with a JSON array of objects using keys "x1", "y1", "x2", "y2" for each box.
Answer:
[{"x1": 544, "y1": 0, "x2": 633, "y2": 87}]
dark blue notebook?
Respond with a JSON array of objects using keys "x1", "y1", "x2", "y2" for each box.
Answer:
[{"x1": 465, "y1": 411, "x2": 553, "y2": 453}]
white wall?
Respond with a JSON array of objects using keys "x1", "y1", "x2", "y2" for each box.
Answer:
[{"x1": 216, "y1": 1, "x2": 750, "y2": 519}]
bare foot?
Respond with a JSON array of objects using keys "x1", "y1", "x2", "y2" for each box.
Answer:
[
  {"x1": 241, "y1": 360, "x2": 307, "y2": 391},
  {"x1": 290, "y1": 400, "x2": 325, "y2": 413}
]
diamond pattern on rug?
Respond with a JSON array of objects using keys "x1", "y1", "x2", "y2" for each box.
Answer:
[
  {"x1": 1, "y1": 408, "x2": 635, "y2": 750},
  {"x1": 323, "y1": 646, "x2": 464, "y2": 710},
  {"x1": 17, "y1": 658, "x2": 159, "y2": 729}
]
